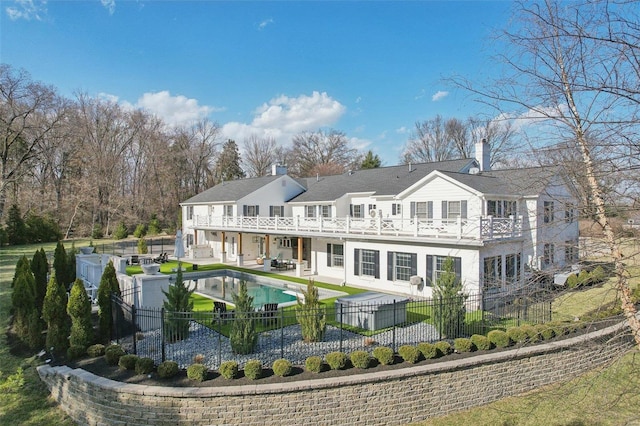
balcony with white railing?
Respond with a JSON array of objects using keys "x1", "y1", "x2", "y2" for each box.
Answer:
[{"x1": 191, "y1": 214, "x2": 524, "y2": 242}]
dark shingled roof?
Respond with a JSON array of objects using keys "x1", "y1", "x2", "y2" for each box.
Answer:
[
  {"x1": 181, "y1": 175, "x2": 282, "y2": 204},
  {"x1": 290, "y1": 159, "x2": 476, "y2": 202}
]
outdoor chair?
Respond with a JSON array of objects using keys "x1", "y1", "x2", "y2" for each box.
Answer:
[
  {"x1": 261, "y1": 303, "x2": 279, "y2": 326},
  {"x1": 129, "y1": 255, "x2": 139, "y2": 265},
  {"x1": 213, "y1": 301, "x2": 233, "y2": 321},
  {"x1": 153, "y1": 252, "x2": 168, "y2": 264}
]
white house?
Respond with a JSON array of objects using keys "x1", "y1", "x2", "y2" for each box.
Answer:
[{"x1": 180, "y1": 141, "x2": 579, "y2": 298}]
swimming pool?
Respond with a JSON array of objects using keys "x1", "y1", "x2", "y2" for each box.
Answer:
[{"x1": 184, "y1": 270, "x2": 345, "y2": 309}]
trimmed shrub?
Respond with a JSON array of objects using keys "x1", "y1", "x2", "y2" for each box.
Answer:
[
  {"x1": 229, "y1": 281, "x2": 257, "y2": 354},
  {"x1": 325, "y1": 352, "x2": 348, "y2": 370},
  {"x1": 105, "y1": 344, "x2": 126, "y2": 365},
  {"x1": 434, "y1": 341, "x2": 452, "y2": 356},
  {"x1": 272, "y1": 359, "x2": 293, "y2": 377},
  {"x1": 372, "y1": 346, "x2": 395, "y2": 365},
  {"x1": 470, "y1": 334, "x2": 492, "y2": 351},
  {"x1": 566, "y1": 273, "x2": 580, "y2": 288},
  {"x1": 506, "y1": 326, "x2": 528, "y2": 344},
  {"x1": 487, "y1": 330, "x2": 511, "y2": 348},
  {"x1": 135, "y1": 357, "x2": 155, "y2": 375},
  {"x1": 296, "y1": 279, "x2": 326, "y2": 343},
  {"x1": 547, "y1": 321, "x2": 568, "y2": 337},
  {"x1": 535, "y1": 323, "x2": 556, "y2": 340},
  {"x1": 219, "y1": 361, "x2": 239, "y2": 379},
  {"x1": 68, "y1": 279, "x2": 93, "y2": 348},
  {"x1": 305, "y1": 356, "x2": 324, "y2": 373},
  {"x1": 87, "y1": 344, "x2": 106, "y2": 357},
  {"x1": 590, "y1": 266, "x2": 606, "y2": 284},
  {"x1": 97, "y1": 261, "x2": 120, "y2": 343},
  {"x1": 520, "y1": 324, "x2": 540, "y2": 343},
  {"x1": 350, "y1": 351, "x2": 371, "y2": 369},
  {"x1": 186, "y1": 363, "x2": 207, "y2": 382},
  {"x1": 91, "y1": 224, "x2": 104, "y2": 239},
  {"x1": 118, "y1": 354, "x2": 139, "y2": 370},
  {"x1": 398, "y1": 345, "x2": 421, "y2": 363},
  {"x1": 243, "y1": 359, "x2": 263, "y2": 380},
  {"x1": 418, "y1": 342, "x2": 439, "y2": 359},
  {"x1": 454, "y1": 338, "x2": 475, "y2": 353},
  {"x1": 66, "y1": 345, "x2": 86, "y2": 360},
  {"x1": 157, "y1": 361, "x2": 179, "y2": 379},
  {"x1": 137, "y1": 238, "x2": 148, "y2": 255}
]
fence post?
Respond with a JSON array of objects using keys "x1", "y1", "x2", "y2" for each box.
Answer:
[
  {"x1": 160, "y1": 308, "x2": 166, "y2": 363},
  {"x1": 132, "y1": 305, "x2": 137, "y2": 355},
  {"x1": 217, "y1": 315, "x2": 222, "y2": 368},
  {"x1": 392, "y1": 300, "x2": 397, "y2": 352},
  {"x1": 339, "y1": 304, "x2": 343, "y2": 354},
  {"x1": 280, "y1": 308, "x2": 285, "y2": 360}
]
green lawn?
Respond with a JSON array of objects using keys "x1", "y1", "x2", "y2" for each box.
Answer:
[{"x1": 1, "y1": 240, "x2": 640, "y2": 425}]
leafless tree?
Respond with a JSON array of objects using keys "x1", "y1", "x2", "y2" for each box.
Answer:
[
  {"x1": 288, "y1": 129, "x2": 361, "y2": 177},
  {"x1": 402, "y1": 115, "x2": 455, "y2": 164},
  {"x1": 455, "y1": 0, "x2": 640, "y2": 348},
  {"x1": 242, "y1": 134, "x2": 278, "y2": 177},
  {"x1": 0, "y1": 65, "x2": 67, "y2": 222}
]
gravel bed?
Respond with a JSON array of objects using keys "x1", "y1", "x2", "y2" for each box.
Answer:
[{"x1": 121, "y1": 322, "x2": 441, "y2": 369}]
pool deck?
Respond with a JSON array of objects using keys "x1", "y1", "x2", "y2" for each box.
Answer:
[{"x1": 179, "y1": 256, "x2": 346, "y2": 287}]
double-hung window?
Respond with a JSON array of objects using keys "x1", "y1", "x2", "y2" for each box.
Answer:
[
  {"x1": 487, "y1": 200, "x2": 517, "y2": 218},
  {"x1": 543, "y1": 243, "x2": 555, "y2": 267},
  {"x1": 321, "y1": 205, "x2": 331, "y2": 218},
  {"x1": 186, "y1": 206, "x2": 194, "y2": 220},
  {"x1": 565, "y1": 241, "x2": 579, "y2": 263},
  {"x1": 483, "y1": 256, "x2": 502, "y2": 289},
  {"x1": 305, "y1": 205, "x2": 316, "y2": 217},
  {"x1": 243, "y1": 205, "x2": 259, "y2": 217},
  {"x1": 326, "y1": 244, "x2": 344, "y2": 268},
  {"x1": 354, "y1": 249, "x2": 380, "y2": 278},
  {"x1": 269, "y1": 205, "x2": 284, "y2": 217},
  {"x1": 350, "y1": 204, "x2": 364, "y2": 218},
  {"x1": 565, "y1": 203, "x2": 576, "y2": 223},
  {"x1": 544, "y1": 201, "x2": 555, "y2": 223},
  {"x1": 387, "y1": 252, "x2": 417, "y2": 282},
  {"x1": 505, "y1": 253, "x2": 521, "y2": 284},
  {"x1": 224, "y1": 205, "x2": 233, "y2": 217}
]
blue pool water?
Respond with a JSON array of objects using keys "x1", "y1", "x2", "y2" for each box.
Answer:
[{"x1": 187, "y1": 273, "x2": 298, "y2": 308}]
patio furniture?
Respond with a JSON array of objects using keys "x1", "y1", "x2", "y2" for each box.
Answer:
[
  {"x1": 261, "y1": 303, "x2": 279, "y2": 325},
  {"x1": 129, "y1": 255, "x2": 139, "y2": 265},
  {"x1": 213, "y1": 301, "x2": 233, "y2": 320},
  {"x1": 153, "y1": 252, "x2": 168, "y2": 263}
]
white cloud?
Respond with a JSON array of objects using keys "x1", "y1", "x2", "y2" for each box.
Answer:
[
  {"x1": 222, "y1": 91, "x2": 346, "y2": 148},
  {"x1": 396, "y1": 126, "x2": 409, "y2": 134},
  {"x1": 6, "y1": 0, "x2": 47, "y2": 21},
  {"x1": 258, "y1": 18, "x2": 274, "y2": 30},
  {"x1": 101, "y1": 0, "x2": 115, "y2": 15},
  {"x1": 136, "y1": 91, "x2": 223, "y2": 127},
  {"x1": 431, "y1": 91, "x2": 449, "y2": 102}
]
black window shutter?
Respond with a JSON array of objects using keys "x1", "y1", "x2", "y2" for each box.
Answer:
[
  {"x1": 461, "y1": 201, "x2": 467, "y2": 219},
  {"x1": 374, "y1": 250, "x2": 380, "y2": 278},
  {"x1": 269, "y1": 206, "x2": 274, "y2": 217},
  {"x1": 349, "y1": 204, "x2": 354, "y2": 217},
  {"x1": 427, "y1": 201, "x2": 433, "y2": 219},
  {"x1": 410, "y1": 202, "x2": 416, "y2": 218},
  {"x1": 281, "y1": 205, "x2": 284, "y2": 216},
  {"x1": 243, "y1": 205, "x2": 248, "y2": 216},
  {"x1": 426, "y1": 255, "x2": 433, "y2": 286},
  {"x1": 327, "y1": 243, "x2": 331, "y2": 267},
  {"x1": 442, "y1": 201, "x2": 448, "y2": 219},
  {"x1": 392, "y1": 203, "x2": 397, "y2": 215},
  {"x1": 255, "y1": 205, "x2": 259, "y2": 216},
  {"x1": 354, "y1": 249, "x2": 360, "y2": 275},
  {"x1": 411, "y1": 253, "x2": 417, "y2": 276},
  {"x1": 387, "y1": 252, "x2": 394, "y2": 281},
  {"x1": 454, "y1": 257, "x2": 462, "y2": 283}
]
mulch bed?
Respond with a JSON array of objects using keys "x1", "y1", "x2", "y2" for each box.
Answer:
[{"x1": 62, "y1": 316, "x2": 623, "y2": 388}]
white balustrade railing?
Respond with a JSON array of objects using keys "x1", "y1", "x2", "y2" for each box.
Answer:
[{"x1": 193, "y1": 214, "x2": 523, "y2": 241}]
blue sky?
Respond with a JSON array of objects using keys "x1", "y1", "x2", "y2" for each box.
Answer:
[{"x1": 2, "y1": 0, "x2": 513, "y2": 165}]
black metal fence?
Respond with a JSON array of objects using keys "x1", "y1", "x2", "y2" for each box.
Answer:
[{"x1": 111, "y1": 290, "x2": 551, "y2": 369}]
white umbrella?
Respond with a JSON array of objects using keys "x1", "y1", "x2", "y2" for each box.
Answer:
[{"x1": 174, "y1": 230, "x2": 185, "y2": 260}]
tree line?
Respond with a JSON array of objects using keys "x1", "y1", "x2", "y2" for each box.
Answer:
[{"x1": 1, "y1": 63, "x2": 520, "y2": 241}]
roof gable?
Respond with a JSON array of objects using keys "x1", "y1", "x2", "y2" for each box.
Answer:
[{"x1": 181, "y1": 175, "x2": 304, "y2": 205}]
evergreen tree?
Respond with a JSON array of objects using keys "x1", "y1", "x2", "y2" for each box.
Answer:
[
  {"x1": 296, "y1": 279, "x2": 326, "y2": 343},
  {"x1": 148, "y1": 215, "x2": 161, "y2": 235},
  {"x1": 6, "y1": 204, "x2": 26, "y2": 245},
  {"x1": 229, "y1": 281, "x2": 257, "y2": 354},
  {"x1": 67, "y1": 278, "x2": 93, "y2": 348},
  {"x1": 360, "y1": 150, "x2": 382, "y2": 169},
  {"x1": 433, "y1": 257, "x2": 467, "y2": 339},
  {"x1": 42, "y1": 275, "x2": 71, "y2": 354},
  {"x1": 215, "y1": 139, "x2": 246, "y2": 182},
  {"x1": 11, "y1": 262, "x2": 37, "y2": 346},
  {"x1": 31, "y1": 248, "x2": 49, "y2": 311},
  {"x1": 97, "y1": 260, "x2": 120, "y2": 342},
  {"x1": 162, "y1": 264, "x2": 194, "y2": 342},
  {"x1": 11, "y1": 255, "x2": 30, "y2": 288},
  {"x1": 66, "y1": 242, "x2": 77, "y2": 284},
  {"x1": 53, "y1": 241, "x2": 68, "y2": 288}
]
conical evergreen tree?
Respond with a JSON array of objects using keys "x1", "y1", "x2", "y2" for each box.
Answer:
[
  {"x1": 433, "y1": 257, "x2": 467, "y2": 339},
  {"x1": 230, "y1": 281, "x2": 257, "y2": 354},
  {"x1": 162, "y1": 264, "x2": 194, "y2": 342},
  {"x1": 43, "y1": 274, "x2": 71, "y2": 354},
  {"x1": 6, "y1": 204, "x2": 26, "y2": 245},
  {"x1": 68, "y1": 278, "x2": 93, "y2": 348},
  {"x1": 215, "y1": 139, "x2": 246, "y2": 182},
  {"x1": 97, "y1": 260, "x2": 120, "y2": 342},
  {"x1": 66, "y1": 242, "x2": 77, "y2": 284},
  {"x1": 11, "y1": 263, "x2": 37, "y2": 346},
  {"x1": 31, "y1": 248, "x2": 49, "y2": 312},
  {"x1": 11, "y1": 255, "x2": 30, "y2": 288},
  {"x1": 53, "y1": 241, "x2": 68, "y2": 289}
]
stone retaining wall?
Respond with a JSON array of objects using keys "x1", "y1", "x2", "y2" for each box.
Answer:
[{"x1": 38, "y1": 322, "x2": 634, "y2": 426}]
